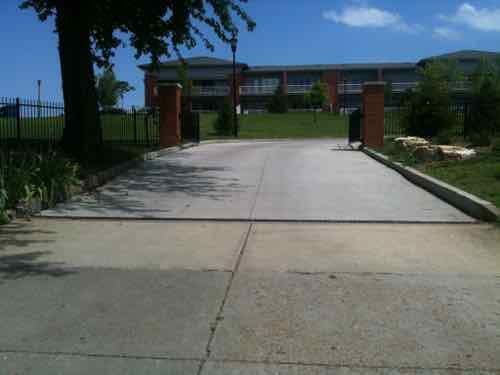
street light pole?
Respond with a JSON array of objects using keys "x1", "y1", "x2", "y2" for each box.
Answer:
[{"x1": 230, "y1": 36, "x2": 238, "y2": 138}]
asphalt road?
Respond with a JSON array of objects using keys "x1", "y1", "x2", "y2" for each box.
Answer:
[{"x1": 43, "y1": 140, "x2": 473, "y2": 222}]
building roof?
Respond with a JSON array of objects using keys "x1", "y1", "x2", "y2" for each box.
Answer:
[
  {"x1": 420, "y1": 50, "x2": 500, "y2": 63},
  {"x1": 138, "y1": 56, "x2": 247, "y2": 71},
  {"x1": 245, "y1": 62, "x2": 416, "y2": 74}
]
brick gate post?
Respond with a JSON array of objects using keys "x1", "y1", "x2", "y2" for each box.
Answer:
[
  {"x1": 362, "y1": 82, "x2": 385, "y2": 148},
  {"x1": 158, "y1": 83, "x2": 182, "y2": 147}
]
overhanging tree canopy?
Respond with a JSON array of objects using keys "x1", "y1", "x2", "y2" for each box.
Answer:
[{"x1": 21, "y1": 0, "x2": 255, "y2": 160}]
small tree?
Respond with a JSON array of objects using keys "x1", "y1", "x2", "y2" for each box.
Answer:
[
  {"x1": 213, "y1": 100, "x2": 234, "y2": 136},
  {"x1": 267, "y1": 86, "x2": 288, "y2": 113},
  {"x1": 96, "y1": 68, "x2": 134, "y2": 109},
  {"x1": 304, "y1": 82, "x2": 328, "y2": 123},
  {"x1": 468, "y1": 78, "x2": 500, "y2": 145},
  {"x1": 401, "y1": 60, "x2": 463, "y2": 138}
]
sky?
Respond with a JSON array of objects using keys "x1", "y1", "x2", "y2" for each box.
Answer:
[{"x1": 1, "y1": 0, "x2": 500, "y2": 106}]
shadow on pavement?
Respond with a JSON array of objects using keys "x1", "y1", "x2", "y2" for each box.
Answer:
[{"x1": 0, "y1": 222, "x2": 74, "y2": 280}]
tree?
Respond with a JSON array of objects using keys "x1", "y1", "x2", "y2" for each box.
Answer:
[
  {"x1": 267, "y1": 85, "x2": 288, "y2": 113},
  {"x1": 401, "y1": 60, "x2": 463, "y2": 138},
  {"x1": 96, "y1": 68, "x2": 134, "y2": 109},
  {"x1": 21, "y1": 1, "x2": 255, "y2": 160},
  {"x1": 213, "y1": 99, "x2": 234, "y2": 136},
  {"x1": 304, "y1": 82, "x2": 328, "y2": 123}
]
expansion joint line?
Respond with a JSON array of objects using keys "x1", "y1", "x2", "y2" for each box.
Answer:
[{"x1": 196, "y1": 222, "x2": 253, "y2": 375}]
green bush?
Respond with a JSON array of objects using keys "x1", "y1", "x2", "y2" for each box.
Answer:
[
  {"x1": 467, "y1": 78, "x2": 500, "y2": 145},
  {"x1": 0, "y1": 149, "x2": 79, "y2": 216},
  {"x1": 0, "y1": 174, "x2": 8, "y2": 224},
  {"x1": 213, "y1": 100, "x2": 234, "y2": 136},
  {"x1": 401, "y1": 60, "x2": 460, "y2": 138}
]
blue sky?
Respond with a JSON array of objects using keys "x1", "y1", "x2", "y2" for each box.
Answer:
[{"x1": 1, "y1": 0, "x2": 500, "y2": 106}]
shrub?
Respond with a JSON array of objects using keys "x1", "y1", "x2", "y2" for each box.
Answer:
[
  {"x1": 267, "y1": 86, "x2": 288, "y2": 113},
  {"x1": 213, "y1": 99, "x2": 234, "y2": 136},
  {"x1": 467, "y1": 78, "x2": 500, "y2": 145},
  {"x1": 0, "y1": 149, "x2": 79, "y2": 215},
  {"x1": 0, "y1": 174, "x2": 8, "y2": 224},
  {"x1": 401, "y1": 60, "x2": 461, "y2": 138}
]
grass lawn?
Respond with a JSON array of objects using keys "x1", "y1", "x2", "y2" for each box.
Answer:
[
  {"x1": 0, "y1": 114, "x2": 160, "y2": 144},
  {"x1": 420, "y1": 151, "x2": 500, "y2": 210},
  {"x1": 200, "y1": 112, "x2": 348, "y2": 139},
  {"x1": 376, "y1": 139, "x2": 500, "y2": 210}
]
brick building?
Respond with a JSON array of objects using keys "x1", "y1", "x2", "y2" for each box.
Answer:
[{"x1": 139, "y1": 50, "x2": 499, "y2": 112}]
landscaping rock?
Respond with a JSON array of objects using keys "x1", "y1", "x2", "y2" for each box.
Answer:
[
  {"x1": 437, "y1": 145, "x2": 477, "y2": 160},
  {"x1": 413, "y1": 145, "x2": 440, "y2": 162},
  {"x1": 395, "y1": 137, "x2": 430, "y2": 149}
]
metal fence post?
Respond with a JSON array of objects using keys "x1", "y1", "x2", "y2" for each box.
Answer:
[
  {"x1": 133, "y1": 106, "x2": 138, "y2": 145},
  {"x1": 144, "y1": 110, "x2": 150, "y2": 146},
  {"x1": 15, "y1": 97, "x2": 21, "y2": 143}
]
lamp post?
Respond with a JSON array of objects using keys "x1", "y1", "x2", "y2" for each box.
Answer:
[{"x1": 230, "y1": 35, "x2": 238, "y2": 137}]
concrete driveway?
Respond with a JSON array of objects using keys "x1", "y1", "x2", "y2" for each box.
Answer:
[
  {"x1": 43, "y1": 140, "x2": 472, "y2": 222},
  {"x1": 1, "y1": 219, "x2": 499, "y2": 374}
]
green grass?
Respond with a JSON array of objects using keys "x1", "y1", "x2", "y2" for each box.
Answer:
[
  {"x1": 376, "y1": 139, "x2": 500, "y2": 210},
  {"x1": 200, "y1": 112, "x2": 348, "y2": 139},
  {"x1": 0, "y1": 114, "x2": 159, "y2": 143},
  {"x1": 420, "y1": 150, "x2": 500, "y2": 210}
]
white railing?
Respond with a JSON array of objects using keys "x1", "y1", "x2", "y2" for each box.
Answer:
[
  {"x1": 190, "y1": 86, "x2": 230, "y2": 96},
  {"x1": 338, "y1": 81, "x2": 472, "y2": 94},
  {"x1": 337, "y1": 83, "x2": 363, "y2": 94},
  {"x1": 287, "y1": 84, "x2": 313, "y2": 94},
  {"x1": 240, "y1": 85, "x2": 279, "y2": 96},
  {"x1": 391, "y1": 82, "x2": 418, "y2": 92}
]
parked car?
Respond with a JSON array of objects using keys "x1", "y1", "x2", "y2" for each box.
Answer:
[{"x1": 0, "y1": 104, "x2": 17, "y2": 118}]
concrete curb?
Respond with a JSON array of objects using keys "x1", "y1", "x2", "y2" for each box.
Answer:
[{"x1": 364, "y1": 147, "x2": 500, "y2": 222}]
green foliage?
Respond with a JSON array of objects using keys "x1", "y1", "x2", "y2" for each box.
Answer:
[
  {"x1": 0, "y1": 174, "x2": 8, "y2": 224},
  {"x1": 267, "y1": 86, "x2": 288, "y2": 113},
  {"x1": 96, "y1": 68, "x2": 134, "y2": 109},
  {"x1": 20, "y1": 1, "x2": 255, "y2": 68},
  {"x1": 304, "y1": 82, "x2": 328, "y2": 109},
  {"x1": 213, "y1": 100, "x2": 234, "y2": 136},
  {"x1": 467, "y1": 73, "x2": 500, "y2": 145},
  {"x1": 401, "y1": 60, "x2": 461, "y2": 138},
  {"x1": 0, "y1": 149, "x2": 79, "y2": 214}
]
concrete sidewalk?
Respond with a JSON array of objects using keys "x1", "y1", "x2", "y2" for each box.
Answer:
[
  {"x1": 1, "y1": 219, "x2": 499, "y2": 374},
  {"x1": 42, "y1": 141, "x2": 473, "y2": 222}
]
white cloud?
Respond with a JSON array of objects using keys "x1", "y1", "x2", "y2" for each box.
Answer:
[
  {"x1": 323, "y1": 6, "x2": 421, "y2": 34},
  {"x1": 440, "y1": 3, "x2": 500, "y2": 32},
  {"x1": 433, "y1": 27, "x2": 461, "y2": 40}
]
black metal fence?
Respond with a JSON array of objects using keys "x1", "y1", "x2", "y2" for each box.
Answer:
[
  {"x1": 384, "y1": 104, "x2": 469, "y2": 137},
  {"x1": 0, "y1": 97, "x2": 65, "y2": 144},
  {"x1": 0, "y1": 97, "x2": 161, "y2": 146},
  {"x1": 101, "y1": 107, "x2": 160, "y2": 145}
]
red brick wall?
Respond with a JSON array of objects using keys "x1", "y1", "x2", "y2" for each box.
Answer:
[
  {"x1": 158, "y1": 84, "x2": 181, "y2": 147},
  {"x1": 323, "y1": 70, "x2": 340, "y2": 112},
  {"x1": 362, "y1": 83, "x2": 385, "y2": 148},
  {"x1": 282, "y1": 72, "x2": 288, "y2": 95}
]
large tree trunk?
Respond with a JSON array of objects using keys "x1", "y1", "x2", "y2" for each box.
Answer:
[{"x1": 56, "y1": 1, "x2": 102, "y2": 161}]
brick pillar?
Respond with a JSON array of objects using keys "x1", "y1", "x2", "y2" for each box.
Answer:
[
  {"x1": 282, "y1": 71, "x2": 288, "y2": 95},
  {"x1": 158, "y1": 83, "x2": 182, "y2": 147},
  {"x1": 144, "y1": 74, "x2": 159, "y2": 107},
  {"x1": 362, "y1": 82, "x2": 385, "y2": 148},
  {"x1": 323, "y1": 70, "x2": 339, "y2": 112}
]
